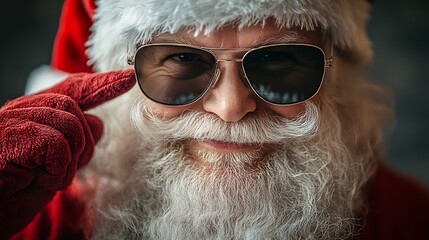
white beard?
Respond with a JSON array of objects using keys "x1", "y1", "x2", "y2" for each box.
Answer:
[{"x1": 84, "y1": 92, "x2": 369, "y2": 240}]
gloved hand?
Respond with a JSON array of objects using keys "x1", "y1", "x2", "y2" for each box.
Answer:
[{"x1": 0, "y1": 70, "x2": 136, "y2": 239}]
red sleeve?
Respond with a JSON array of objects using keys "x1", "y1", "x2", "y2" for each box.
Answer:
[
  {"x1": 51, "y1": 0, "x2": 95, "y2": 73},
  {"x1": 359, "y1": 163, "x2": 429, "y2": 240},
  {"x1": 10, "y1": 184, "x2": 88, "y2": 240}
]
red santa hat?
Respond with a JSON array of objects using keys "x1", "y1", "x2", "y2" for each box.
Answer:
[
  {"x1": 50, "y1": 0, "x2": 95, "y2": 73},
  {"x1": 51, "y1": 0, "x2": 373, "y2": 74}
]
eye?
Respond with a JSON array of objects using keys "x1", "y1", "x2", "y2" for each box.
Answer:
[
  {"x1": 171, "y1": 53, "x2": 200, "y2": 62},
  {"x1": 260, "y1": 51, "x2": 296, "y2": 62},
  {"x1": 246, "y1": 50, "x2": 298, "y2": 65}
]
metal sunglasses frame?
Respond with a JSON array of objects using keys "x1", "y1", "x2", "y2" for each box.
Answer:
[{"x1": 128, "y1": 43, "x2": 333, "y2": 106}]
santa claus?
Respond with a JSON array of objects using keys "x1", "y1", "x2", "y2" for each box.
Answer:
[{"x1": 1, "y1": 0, "x2": 429, "y2": 239}]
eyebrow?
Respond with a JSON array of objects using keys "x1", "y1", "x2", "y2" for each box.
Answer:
[
  {"x1": 150, "y1": 35, "x2": 196, "y2": 45},
  {"x1": 150, "y1": 31, "x2": 308, "y2": 47},
  {"x1": 251, "y1": 32, "x2": 308, "y2": 47}
]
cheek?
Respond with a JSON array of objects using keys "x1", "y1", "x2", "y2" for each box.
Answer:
[
  {"x1": 145, "y1": 90, "x2": 323, "y2": 120},
  {"x1": 145, "y1": 99, "x2": 204, "y2": 120},
  {"x1": 145, "y1": 102, "x2": 187, "y2": 119},
  {"x1": 267, "y1": 104, "x2": 307, "y2": 119},
  {"x1": 265, "y1": 93, "x2": 322, "y2": 119}
]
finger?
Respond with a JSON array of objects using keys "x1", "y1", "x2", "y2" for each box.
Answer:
[
  {"x1": 0, "y1": 118, "x2": 73, "y2": 191},
  {"x1": 78, "y1": 114, "x2": 103, "y2": 169},
  {"x1": 1, "y1": 94, "x2": 101, "y2": 171},
  {"x1": 40, "y1": 69, "x2": 136, "y2": 111},
  {"x1": 1, "y1": 107, "x2": 86, "y2": 157},
  {"x1": 85, "y1": 114, "x2": 103, "y2": 144}
]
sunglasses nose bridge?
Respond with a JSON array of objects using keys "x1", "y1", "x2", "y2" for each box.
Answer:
[
  {"x1": 210, "y1": 59, "x2": 250, "y2": 90},
  {"x1": 216, "y1": 58, "x2": 243, "y2": 62}
]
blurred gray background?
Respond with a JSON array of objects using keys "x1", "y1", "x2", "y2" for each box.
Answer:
[{"x1": 1, "y1": 1, "x2": 428, "y2": 185}]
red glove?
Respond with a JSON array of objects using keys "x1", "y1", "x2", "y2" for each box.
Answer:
[{"x1": 0, "y1": 70, "x2": 136, "y2": 238}]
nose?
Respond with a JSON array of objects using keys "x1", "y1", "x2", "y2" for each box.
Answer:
[{"x1": 202, "y1": 63, "x2": 257, "y2": 122}]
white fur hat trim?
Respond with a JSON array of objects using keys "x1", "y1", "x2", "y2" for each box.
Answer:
[{"x1": 88, "y1": 0, "x2": 372, "y2": 72}]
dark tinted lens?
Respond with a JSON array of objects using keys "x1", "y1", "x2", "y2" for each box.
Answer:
[
  {"x1": 243, "y1": 45, "x2": 325, "y2": 104},
  {"x1": 134, "y1": 45, "x2": 216, "y2": 105}
]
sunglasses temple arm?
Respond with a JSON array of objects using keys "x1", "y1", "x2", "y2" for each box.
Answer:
[{"x1": 325, "y1": 42, "x2": 334, "y2": 68}]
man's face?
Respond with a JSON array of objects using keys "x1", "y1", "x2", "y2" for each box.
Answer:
[
  {"x1": 90, "y1": 22, "x2": 363, "y2": 239},
  {"x1": 140, "y1": 21, "x2": 327, "y2": 167}
]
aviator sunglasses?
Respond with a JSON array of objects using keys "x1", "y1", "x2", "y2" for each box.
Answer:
[{"x1": 129, "y1": 43, "x2": 333, "y2": 106}]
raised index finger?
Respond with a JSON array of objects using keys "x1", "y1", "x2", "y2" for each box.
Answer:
[{"x1": 41, "y1": 69, "x2": 136, "y2": 111}]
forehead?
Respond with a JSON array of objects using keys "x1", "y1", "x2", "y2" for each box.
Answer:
[{"x1": 151, "y1": 21, "x2": 323, "y2": 48}]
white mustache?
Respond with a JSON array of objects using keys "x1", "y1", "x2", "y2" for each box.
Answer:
[{"x1": 131, "y1": 101, "x2": 320, "y2": 144}]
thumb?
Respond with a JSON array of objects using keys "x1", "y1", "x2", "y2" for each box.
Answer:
[
  {"x1": 40, "y1": 69, "x2": 136, "y2": 111},
  {"x1": 85, "y1": 114, "x2": 104, "y2": 143}
]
